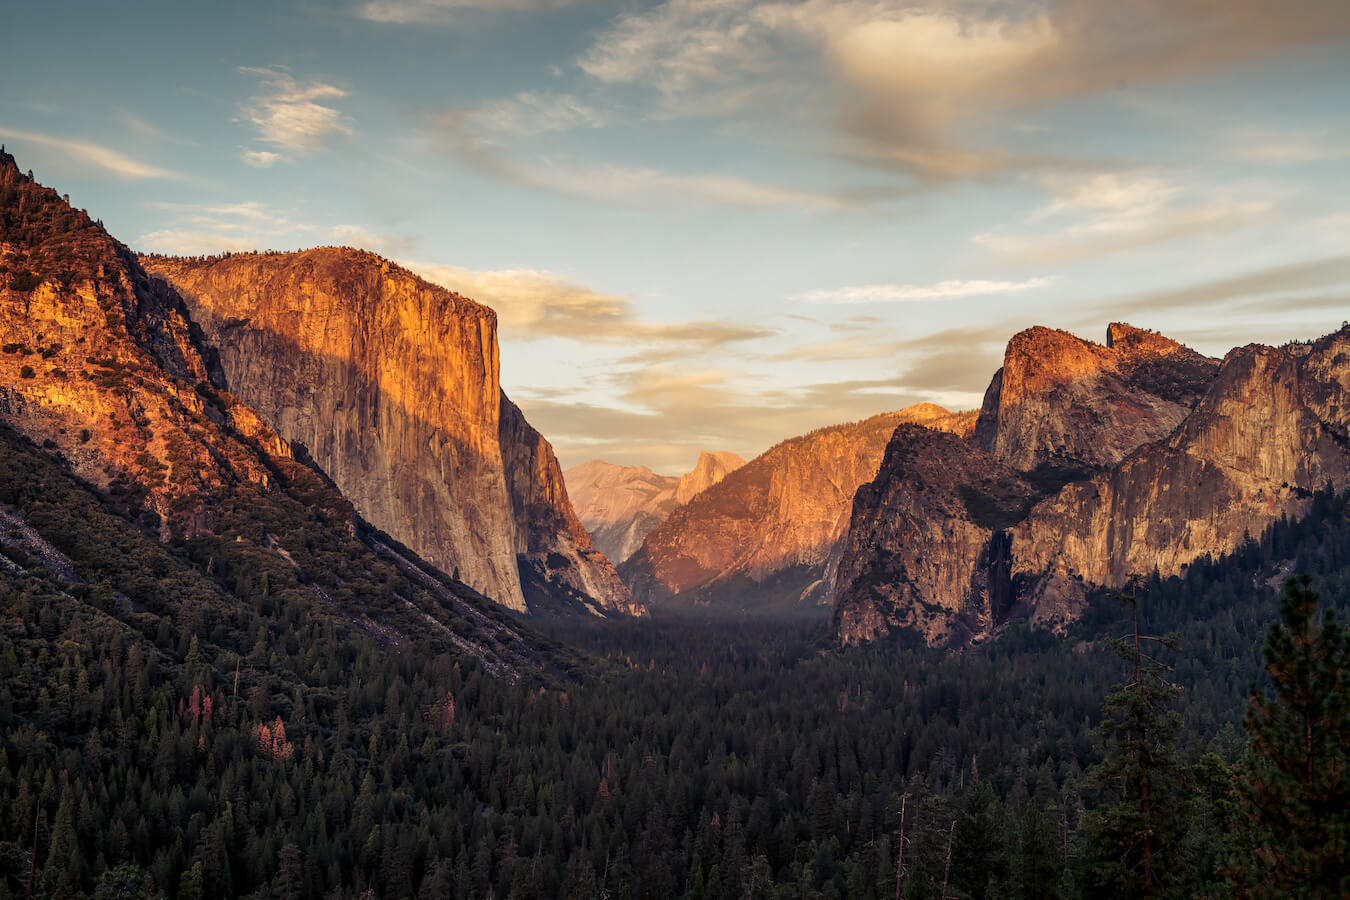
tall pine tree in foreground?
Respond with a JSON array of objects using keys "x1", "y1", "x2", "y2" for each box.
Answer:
[
  {"x1": 1084, "y1": 588, "x2": 1189, "y2": 897},
  {"x1": 1235, "y1": 574, "x2": 1350, "y2": 896}
]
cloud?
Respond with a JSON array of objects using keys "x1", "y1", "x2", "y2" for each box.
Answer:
[
  {"x1": 799, "y1": 277, "x2": 1053, "y2": 304},
  {"x1": 428, "y1": 109, "x2": 853, "y2": 210},
  {"x1": 469, "y1": 91, "x2": 606, "y2": 136},
  {"x1": 136, "y1": 200, "x2": 313, "y2": 254},
  {"x1": 238, "y1": 67, "x2": 351, "y2": 156},
  {"x1": 327, "y1": 224, "x2": 417, "y2": 258},
  {"x1": 413, "y1": 263, "x2": 776, "y2": 347},
  {"x1": 1097, "y1": 254, "x2": 1350, "y2": 317},
  {"x1": 577, "y1": 0, "x2": 1350, "y2": 181},
  {"x1": 975, "y1": 171, "x2": 1275, "y2": 263},
  {"x1": 357, "y1": 0, "x2": 601, "y2": 24},
  {"x1": 0, "y1": 128, "x2": 180, "y2": 180},
  {"x1": 240, "y1": 149, "x2": 283, "y2": 168}
]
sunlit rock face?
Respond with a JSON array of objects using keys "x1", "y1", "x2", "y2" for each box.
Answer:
[
  {"x1": 621, "y1": 404, "x2": 976, "y2": 615},
  {"x1": 973, "y1": 322, "x2": 1219, "y2": 472},
  {"x1": 0, "y1": 150, "x2": 286, "y2": 533},
  {"x1": 565, "y1": 451, "x2": 745, "y2": 565},
  {"x1": 143, "y1": 249, "x2": 638, "y2": 616},
  {"x1": 674, "y1": 451, "x2": 745, "y2": 505},
  {"x1": 1011, "y1": 328, "x2": 1350, "y2": 625},
  {"x1": 831, "y1": 322, "x2": 1350, "y2": 647}
]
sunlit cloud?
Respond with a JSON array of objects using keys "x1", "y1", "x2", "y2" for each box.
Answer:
[
  {"x1": 577, "y1": 0, "x2": 1350, "y2": 181},
  {"x1": 237, "y1": 67, "x2": 351, "y2": 156},
  {"x1": 414, "y1": 263, "x2": 776, "y2": 347},
  {"x1": 240, "y1": 149, "x2": 283, "y2": 168},
  {"x1": 0, "y1": 127, "x2": 181, "y2": 180},
  {"x1": 799, "y1": 277, "x2": 1053, "y2": 304}
]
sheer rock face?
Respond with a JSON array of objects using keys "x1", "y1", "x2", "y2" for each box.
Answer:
[
  {"x1": 973, "y1": 322, "x2": 1219, "y2": 471},
  {"x1": 142, "y1": 249, "x2": 637, "y2": 616},
  {"x1": 564, "y1": 451, "x2": 745, "y2": 565},
  {"x1": 831, "y1": 323, "x2": 1350, "y2": 646},
  {"x1": 1011, "y1": 329, "x2": 1350, "y2": 621},
  {"x1": 498, "y1": 395, "x2": 644, "y2": 616},
  {"x1": 832, "y1": 425, "x2": 1039, "y2": 646},
  {"x1": 621, "y1": 404, "x2": 976, "y2": 613}
]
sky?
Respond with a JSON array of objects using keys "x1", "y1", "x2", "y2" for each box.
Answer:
[{"x1": 2, "y1": 0, "x2": 1348, "y2": 474}]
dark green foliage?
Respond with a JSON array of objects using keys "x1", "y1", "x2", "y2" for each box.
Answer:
[
  {"x1": 1234, "y1": 575, "x2": 1350, "y2": 896},
  {"x1": 1082, "y1": 594, "x2": 1189, "y2": 896},
  {"x1": 0, "y1": 368, "x2": 1347, "y2": 898}
]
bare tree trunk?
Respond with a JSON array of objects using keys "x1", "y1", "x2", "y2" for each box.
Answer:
[
  {"x1": 895, "y1": 794, "x2": 907, "y2": 900},
  {"x1": 941, "y1": 820, "x2": 955, "y2": 900},
  {"x1": 27, "y1": 805, "x2": 38, "y2": 900}
]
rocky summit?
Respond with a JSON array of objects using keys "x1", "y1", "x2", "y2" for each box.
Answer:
[
  {"x1": 565, "y1": 450, "x2": 745, "y2": 565},
  {"x1": 622, "y1": 404, "x2": 976, "y2": 614},
  {"x1": 142, "y1": 249, "x2": 639, "y2": 617},
  {"x1": 832, "y1": 323, "x2": 1350, "y2": 646}
]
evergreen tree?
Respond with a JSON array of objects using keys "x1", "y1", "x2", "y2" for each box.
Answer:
[
  {"x1": 1084, "y1": 589, "x2": 1189, "y2": 896},
  {"x1": 1235, "y1": 574, "x2": 1350, "y2": 896}
]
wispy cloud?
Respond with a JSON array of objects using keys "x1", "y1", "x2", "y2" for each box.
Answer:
[
  {"x1": 237, "y1": 67, "x2": 351, "y2": 157},
  {"x1": 464, "y1": 91, "x2": 606, "y2": 136},
  {"x1": 577, "y1": 0, "x2": 1350, "y2": 182},
  {"x1": 414, "y1": 263, "x2": 775, "y2": 348},
  {"x1": 327, "y1": 224, "x2": 418, "y2": 257},
  {"x1": 136, "y1": 200, "x2": 313, "y2": 254},
  {"x1": 0, "y1": 127, "x2": 180, "y2": 180},
  {"x1": 357, "y1": 0, "x2": 601, "y2": 25},
  {"x1": 1096, "y1": 254, "x2": 1350, "y2": 317},
  {"x1": 975, "y1": 171, "x2": 1275, "y2": 264},
  {"x1": 240, "y1": 149, "x2": 283, "y2": 168},
  {"x1": 799, "y1": 277, "x2": 1053, "y2": 304},
  {"x1": 429, "y1": 109, "x2": 852, "y2": 210}
]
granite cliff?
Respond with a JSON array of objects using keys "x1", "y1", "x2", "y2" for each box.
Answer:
[
  {"x1": 622, "y1": 404, "x2": 976, "y2": 614},
  {"x1": 0, "y1": 151, "x2": 575, "y2": 674},
  {"x1": 973, "y1": 322, "x2": 1218, "y2": 471},
  {"x1": 564, "y1": 450, "x2": 745, "y2": 564},
  {"x1": 832, "y1": 323, "x2": 1350, "y2": 646},
  {"x1": 143, "y1": 249, "x2": 637, "y2": 616}
]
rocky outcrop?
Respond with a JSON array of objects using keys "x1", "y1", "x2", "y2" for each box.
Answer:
[
  {"x1": 1011, "y1": 329, "x2": 1350, "y2": 625},
  {"x1": 565, "y1": 451, "x2": 745, "y2": 564},
  {"x1": 142, "y1": 248, "x2": 637, "y2": 616},
  {"x1": 973, "y1": 323, "x2": 1218, "y2": 471},
  {"x1": 622, "y1": 404, "x2": 976, "y2": 614},
  {"x1": 831, "y1": 323, "x2": 1350, "y2": 646},
  {"x1": 0, "y1": 150, "x2": 281, "y2": 531},
  {"x1": 499, "y1": 395, "x2": 644, "y2": 616},
  {"x1": 832, "y1": 426, "x2": 1038, "y2": 645},
  {"x1": 675, "y1": 451, "x2": 745, "y2": 505}
]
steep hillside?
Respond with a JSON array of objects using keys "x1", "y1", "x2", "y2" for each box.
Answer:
[
  {"x1": 141, "y1": 249, "x2": 638, "y2": 617},
  {"x1": 622, "y1": 404, "x2": 976, "y2": 614},
  {"x1": 0, "y1": 149, "x2": 564, "y2": 671},
  {"x1": 565, "y1": 450, "x2": 745, "y2": 564}
]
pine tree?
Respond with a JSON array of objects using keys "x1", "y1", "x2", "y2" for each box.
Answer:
[
  {"x1": 1084, "y1": 588, "x2": 1189, "y2": 896},
  {"x1": 1235, "y1": 574, "x2": 1350, "y2": 896}
]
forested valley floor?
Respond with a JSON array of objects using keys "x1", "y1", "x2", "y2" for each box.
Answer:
[{"x1": 0, "y1": 412, "x2": 1347, "y2": 898}]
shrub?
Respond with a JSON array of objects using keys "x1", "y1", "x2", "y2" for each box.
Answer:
[{"x1": 19, "y1": 366, "x2": 35, "y2": 379}]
